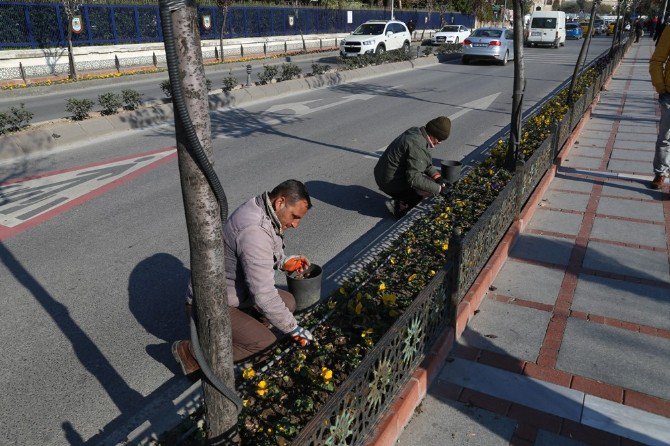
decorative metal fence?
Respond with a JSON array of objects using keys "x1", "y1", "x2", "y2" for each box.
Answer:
[
  {"x1": 286, "y1": 37, "x2": 632, "y2": 446},
  {"x1": 0, "y1": 2, "x2": 474, "y2": 48}
]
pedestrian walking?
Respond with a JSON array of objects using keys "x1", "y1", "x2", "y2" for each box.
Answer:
[
  {"x1": 635, "y1": 20, "x2": 643, "y2": 42},
  {"x1": 649, "y1": 27, "x2": 670, "y2": 190},
  {"x1": 172, "y1": 180, "x2": 314, "y2": 373},
  {"x1": 374, "y1": 116, "x2": 452, "y2": 218}
]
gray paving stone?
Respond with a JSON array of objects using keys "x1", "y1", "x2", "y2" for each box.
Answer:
[
  {"x1": 607, "y1": 159, "x2": 651, "y2": 174},
  {"x1": 557, "y1": 318, "x2": 670, "y2": 400},
  {"x1": 615, "y1": 132, "x2": 658, "y2": 142},
  {"x1": 459, "y1": 298, "x2": 551, "y2": 362},
  {"x1": 584, "y1": 123, "x2": 614, "y2": 132},
  {"x1": 570, "y1": 146, "x2": 606, "y2": 158},
  {"x1": 583, "y1": 241, "x2": 670, "y2": 284},
  {"x1": 580, "y1": 130, "x2": 612, "y2": 140},
  {"x1": 591, "y1": 217, "x2": 666, "y2": 248},
  {"x1": 397, "y1": 393, "x2": 516, "y2": 446},
  {"x1": 611, "y1": 148, "x2": 654, "y2": 161},
  {"x1": 563, "y1": 156, "x2": 603, "y2": 169},
  {"x1": 528, "y1": 209, "x2": 584, "y2": 236},
  {"x1": 550, "y1": 175, "x2": 595, "y2": 193},
  {"x1": 572, "y1": 274, "x2": 670, "y2": 330},
  {"x1": 543, "y1": 190, "x2": 591, "y2": 212},
  {"x1": 618, "y1": 124, "x2": 658, "y2": 133},
  {"x1": 534, "y1": 430, "x2": 588, "y2": 446},
  {"x1": 614, "y1": 139, "x2": 655, "y2": 150},
  {"x1": 573, "y1": 137, "x2": 606, "y2": 147},
  {"x1": 601, "y1": 180, "x2": 666, "y2": 200},
  {"x1": 510, "y1": 234, "x2": 574, "y2": 266},
  {"x1": 596, "y1": 196, "x2": 665, "y2": 222},
  {"x1": 492, "y1": 260, "x2": 564, "y2": 305}
]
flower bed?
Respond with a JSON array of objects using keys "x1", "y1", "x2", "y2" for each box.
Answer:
[{"x1": 179, "y1": 39, "x2": 631, "y2": 446}]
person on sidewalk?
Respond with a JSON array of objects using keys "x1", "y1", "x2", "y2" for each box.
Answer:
[
  {"x1": 374, "y1": 116, "x2": 452, "y2": 218},
  {"x1": 635, "y1": 20, "x2": 643, "y2": 43},
  {"x1": 649, "y1": 27, "x2": 670, "y2": 189},
  {"x1": 172, "y1": 180, "x2": 314, "y2": 374}
]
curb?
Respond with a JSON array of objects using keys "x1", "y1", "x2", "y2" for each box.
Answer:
[
  {"x1": 365, "y1": 51, "x2": 623, "y2": 446},
  {"x1": 0, "y1": 53, "x2": 457, "y2": 163}
]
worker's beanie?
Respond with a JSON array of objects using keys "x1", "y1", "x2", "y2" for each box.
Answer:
[{"x1": 425, "y1": 116, "x2": 452, "y2": 141}]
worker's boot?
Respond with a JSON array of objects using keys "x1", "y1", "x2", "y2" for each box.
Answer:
[
  {"x1": 172, "y1": 340, "x2": 200, "y2": 375},
  {"x1": 650, "y1": 174, "x2": 667, "y2": 190}
]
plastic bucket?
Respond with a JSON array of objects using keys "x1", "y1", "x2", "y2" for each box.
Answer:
[
  {"x1": 441, "y1": 160, "x2": 463, "y2": 184},
  {"x1": 286, "y1": 264, "x2": 323, "y2": 311}
]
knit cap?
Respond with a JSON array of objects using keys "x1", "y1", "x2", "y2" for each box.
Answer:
[{"x1": 425, "y1": 116, "x2": 452, "y2": 141}]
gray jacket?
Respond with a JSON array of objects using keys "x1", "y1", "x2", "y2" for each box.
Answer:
[{"x1": 223, "y1": 193, "x2": 297, "y2": 333}]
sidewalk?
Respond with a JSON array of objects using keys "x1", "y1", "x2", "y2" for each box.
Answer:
[{"x1": 397, "y1": 39, "x2": 670, "y2": 445}]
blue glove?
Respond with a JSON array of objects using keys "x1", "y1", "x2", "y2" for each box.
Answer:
[{"x1": 290, "y1": 325, "x2": 313, "y2": 346}]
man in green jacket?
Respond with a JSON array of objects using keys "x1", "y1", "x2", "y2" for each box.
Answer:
[{"x1": 374, "y1": 116, "x2": 452, "y2": 218}]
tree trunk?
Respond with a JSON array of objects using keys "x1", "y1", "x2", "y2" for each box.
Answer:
[
  {"x1": 169, "y1": 4, "x2": 238, "y2": 442},
  {"x1": 67, "y1": 25, "x2": 77, "y2": 80},
  {"x1": 507, "y1": 0, "x2": 526, "y2": 170},
  {"x1": 219, "y1": 6, "x2": 229, "y2": 61},
  {"x1": 568, "y1": 0, "x2": 598, "y2": 104}
]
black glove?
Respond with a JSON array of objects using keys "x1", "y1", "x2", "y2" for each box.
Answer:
[{"x1": 438, "y1": 182, "x2": 451, "y2": 197}]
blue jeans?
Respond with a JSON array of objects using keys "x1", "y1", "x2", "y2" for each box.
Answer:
[{"x1": 655, "y1": 94, "x2": 670, "y2": 175}]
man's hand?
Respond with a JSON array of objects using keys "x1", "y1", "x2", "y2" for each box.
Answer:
[
  {"x1": 290, "y1": 325, "x2": 313, "y2": 347},
  {"x1": 283, "y1": 255, "x2": 310, "y2": 273},
  {"x1": 439, "y1": 181, "x2": 450, "y2": 197}
]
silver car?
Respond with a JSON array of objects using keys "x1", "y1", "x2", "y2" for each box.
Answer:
[{"x1": 462, "y1": 27, "x2": 515, "y2": 66}]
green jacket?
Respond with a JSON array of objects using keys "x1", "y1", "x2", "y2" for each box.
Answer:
[{"x1": 374, "y1": 127, "x2": 441, "y2": 196}]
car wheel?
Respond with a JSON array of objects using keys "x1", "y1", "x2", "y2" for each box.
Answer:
[
  {"x1": 499, "y1": 51, "x2": 508, "y2": 66},
  {"x1": 462, "y1": 56, "x2": 469, "y2": 65},
  {"x1": 375, "y1": 44, "x2": 385, "y2": 55},
  {"x1": 402, "y1": 41, "x2": 410, "y2": 53}
]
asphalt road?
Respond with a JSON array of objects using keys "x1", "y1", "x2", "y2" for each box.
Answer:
[{"x1": 0, "y1": 38, "x2": 614, "y2": 445}]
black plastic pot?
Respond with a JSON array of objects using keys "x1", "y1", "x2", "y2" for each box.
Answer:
[
  {"x1": 441, "y1": 160, "x2": 463, "y2": 184},
  {"x1": 286, "y1": 264, "x2": 323, "y2": 311}
]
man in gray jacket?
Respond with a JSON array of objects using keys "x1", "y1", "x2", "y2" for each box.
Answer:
[
  {"x1": 173, "y1": 180, "x2": 313, "y2": 373},
  {"x1": 374, "y1": 116, "x2": 452, "y2": 218}
]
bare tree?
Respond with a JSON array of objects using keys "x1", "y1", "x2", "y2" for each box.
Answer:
[
  {"x1": 507, "y1": 0, "x2": 526, "y2": 170},
  {"x1": 218, "y1": 0, "x2": 232, "y2": 61},
  {"x1": 62, "y1": 0, "x2": 84, "y2": 80}
]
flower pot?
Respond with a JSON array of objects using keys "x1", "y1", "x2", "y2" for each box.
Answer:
[
  {"x1": 286, "y1": 264, "x2": 323, "y2": 311},
  {"x1": 441, "y1": 160, "x2": 463, "y2": 184}
]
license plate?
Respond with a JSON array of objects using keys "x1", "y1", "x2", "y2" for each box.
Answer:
[
  {"x1": 473, "y1": 43, "x2": 487, "y2": 47},
  {"x1": 531, "y1": 31, "x2": 541, "y2": 36}
]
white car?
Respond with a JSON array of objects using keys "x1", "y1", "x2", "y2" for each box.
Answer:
[
  {"x1": 340, "y1": 20, "x2": 412, "y2": 57},
  {"x1": 431, "y1": 25, "x2": 471, "y2": 45}
]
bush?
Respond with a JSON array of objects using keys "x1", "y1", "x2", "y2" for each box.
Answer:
[
  {"x1": 257, "y1": 65, "x2": 279, "y2": 84},
  {"x1": 311, "y1": 63, "x2": 331, "y2": 76},
  {"x1": 279, "y1": 63, "x2": 302, "y2": 81},
  {"x1": 422, "y1": 46, "x2": 434, "y2": 56},
  {"x1": 121, "y1": 89, "x2": 143, "y2": 110},
  {"x1": 160, "y1": 79, "x2": 172, "y2": 98},
  {"x1": 436, "y1": 43, "x2": 462, "y2": 54},
  {"x1": 98, "y1": 92, "x2": 123, "y2": 115},
  {"x1": 339, "y1": 49, "x2": 413, "y2": 70},
  {"x1": 0, "y1": 103, "x2": 33, "y2": 135},
  {"x1": 222, "y1": 74, "x2": 238, "y2": 92},
  {"x1": 65, "y1": 98, "x2": 94, "y2": 121}
]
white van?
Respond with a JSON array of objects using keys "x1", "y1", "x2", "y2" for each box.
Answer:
[{"x1": 527, "y1": 11, "x2": 566, "y2": 47}]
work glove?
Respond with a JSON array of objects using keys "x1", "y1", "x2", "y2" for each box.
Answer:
[
  {"x1": 438, "y1": 182, "x2": 451, "y2": 197},
  {"x1": 290, "y1": 325, "x2": 314, "y2": 347},
  {"x1": 283, "y1": 255, "x2": 310, "y2": 273}
]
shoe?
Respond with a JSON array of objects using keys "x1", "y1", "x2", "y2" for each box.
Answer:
[
  {"x1": 172, "y1": 340, "x2": 200, "y2": 375},
  {"x1": 649, "y1": 174, "x2": 667, "y2": 190},
  {"x1": 385, "y1": 199, "x2": 397, "y2": 218}
]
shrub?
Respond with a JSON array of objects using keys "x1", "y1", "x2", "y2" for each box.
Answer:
[
  {"x1": 311, "y1": 64, "x2": 331, "y2": 76},
  {"x1": 279, "y1": 63, "x2": 302, "y2": 81},
  {"x1": 65, "y1": 98, "x2": 94, "y2": 121},
  {"x1": 160, "y1": 79, "x2": 172, "y2": 98},
  {"x1": 222, "y1": 74, "x2": 238, "y2": 92},
  {"x1": 257, "y1": 65, "x2": 279, "y2": 84},
  {"x1": 121, "y1": 89, "x2": 143, "y2": 110},
  {"x1": 338, "y1": 49, "x2": 413, "y2": 70},
  {"x1": 422, "y1": 46, "x2": 434, "y2": 56},
  {"x1": 98, "y1": 92, "x2": 123, "y2": 115},
  {"x1": 436, "y1": 43, "x2": 463, "y2": 54},
  {"x1": 0, "y1": 103, "x2": 33, "y2": 135}
]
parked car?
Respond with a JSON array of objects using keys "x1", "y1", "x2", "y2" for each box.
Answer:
[
  {"x1": 339, "y1": 20, "x2": 411, "y2": 57},
  {"x1": 580, "y1": 21, "x2": 595, "y2": 36},
  {"x1": 462, "y1": 27, "x2": 515, "y2": 65},
  {"x1": 431, "y1": 24, "x2": 470, "y2": 45},
  {"x1": 566, "y1": 22, "x2": 583, "y2": 39},
  {"x1": 527, "y1": 11, "x2": 566, "y2": 47}
]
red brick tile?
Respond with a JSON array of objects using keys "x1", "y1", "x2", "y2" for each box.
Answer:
[
  {"x1": 432, "y1": 381, "x2": 463, "y2": 402},
  {"x1": 542, "y1": 337, "x2": 563, "y2": 352},
  {"x1": 657, "y1": 328, "x2": 670, "y2": 340},
  {"x1": 620, "y1": 437, "x2": 648, "y2": 446},
  {"x1": 570, "y1": 310, "x2": 589, "y2": 320},
  {"x1": 393, "y1": 385, "x2": 422, "y2": 429},
  {"x1": 624, "y1": 390, "x2": 670, "y2": 418},
  {"x1": 368, "y1": 410, "x2": 399, "y2": 446},
  {"x1": 512, "y1": 423, "x2": 539, "y2": 442},
  {"x1": 478, "y1": 350, "x2": 526, "y2": 374},
  {"x1": 537, "y1": 354, "x2": 556, "y2": 368},
  {"x1": 588, "y1": 314, "x2": 605, "y2": 324},
  {"x1": 458, "y1": 388, "x2": 511, "y2": 415},
  {"x1": 539, "y1": 346, "x2": 559, "y2": 358},
  {"x1": 506, "y1": 403, "x2": 562, "y2": 433},
  {"x1": 571, "y1": 375, "x2": 624, "y2": 403},
  {"x1": 560, "y1": 419, "x2": 621, "y2": 446},
  {"x1": 523, "y1": 363, "x2": 573, "y2": 387},
  {"x1": 638, "y1": 325, "x2": 658, "y2": 336},
  {"x1": 509, "y1": 436, "x2": 534, "y2": 446},
  {"x1": 452, "y1": 344, "x2": 480, "y2": 361}
]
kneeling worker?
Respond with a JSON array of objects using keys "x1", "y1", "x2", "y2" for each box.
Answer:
[
  {"x1": 173, "y1": 180, "x2": 314, "y2": 374},
  {"x1": 374, "y1": 116, "x2": 452, "y2": 218}
]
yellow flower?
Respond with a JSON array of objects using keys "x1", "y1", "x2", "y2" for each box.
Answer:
[
  {"x1": 361, "y1": 327, "x2": 374, "y2": 338},
  {"x1": 378, "y1": 282, "x2": 386, "y2": 292},
  {"x1": 321, "y1": 367, "x2": 333, "y2": 382},
  {"x1": 355, "y1": 301, "x2": 363, "y2": 314},
  {"x1": 389, "y1": 257, "x2": 396, "y2": 265},
  {"x1": 381, "y1": 293, "x2": 396, "y2": 306},
  {"x1": 257, "y1": 380, "x2": 267, "y2": 389},
  {"x1": 441, "y1": 243, "x2": 449, "y2": 251},
  {"x1": 339, "y1": 287, "x2": 346, "y2": 295},
  {"x1": 327, "y1": 299, "x2": 337, "y2": 309},
  {"x1": 243, "y1": 398, "x2": 250, "y2": 407},
  {"x1": 408, "y1": 273, "x2": 417, "y2": 282},
  {"x1": 256, "y1": 388, "x2": 267, "y2": 397},
  {"x1": 356, "y1": 292, "x2": 362, "y2": 301},
  {"x1": 428, "y1": 270, "x2": 436, "y2": 277},
  {"x1": 406, "y1": 247, "x2": 412, "y2": 254},
  {"x1": 242, "y1": 367, "x2": 256, "y2": 380}
]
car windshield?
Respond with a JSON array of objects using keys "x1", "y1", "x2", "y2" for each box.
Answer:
[
  {"x1": 440, "y1": 26, "x2": 460, "y2": 32},
  {"x1": 531, "y1": 18, "x2": 557, "y2": 28},
  {"x1": 352, "y1": 23, "x2": 385, "y2": 35},
  {"x1": 566, "y1": 24, "x2": 579, "y2": 29},
  {"x1": 471, "y1": 29, "x2": 502, "y2": 38}
]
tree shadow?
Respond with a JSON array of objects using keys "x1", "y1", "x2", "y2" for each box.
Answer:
[{"x1": 304, "y1": 180, "x2": 389, "y2": 218}]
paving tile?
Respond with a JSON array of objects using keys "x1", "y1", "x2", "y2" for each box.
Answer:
[
  {"x1": 573, "y1": 137, "x2": 605, "y2": 147},
  {"x1": 510, "y1": 234, "x2": 574, "y2": 266},
  {"x1": 542, "y1": 190, "x2": 591, "y2": 212},
  {"x1": 550, "y1": 175, "x2": 595, "y2": 193},
  {"x1": 528, "y1": 209, "x2": 584, "y2": 236},
  {"x1": 614, "y1": 132, "x2": 658, "y2": 143},
  {"x1": 563, "y1": 156, "x2": 603, "y2": 170},
  {"x1": 596, "y1": 196, "x2": 665, "y2": 222},
  {"x1": 534, "y1": 430, "x2": 588, "y2": 446},
  {"x1": 570, "y1": 146, "x2": 606, "y2": 158},
  {"x1": 572, "y1": 274, "x2": 670, "y2": 331},
  {"x1": 582, "y1": 241, "x2": 670, "y2": 283},
  {"x1": 618, "y1": 124, "x2": 658, "y2": 134},
  {"x1": 610, "y1": 148, "x2": 654, "y2": 161},
  {"x1": 580, "y1": 130, "x2": 612, "y2": 140},
  {"x1": 440, "y1": 358, "x2": 585, "y2": 422},
  {"x1": 557, "y1": 318, "x2": 670, "y2": 400},
  {"x1": 600, "y1": 180, "x2": 665, "y2": 200},
  {"x1": 590, "y1": 217, "x2": 667, "y2": 248},
  {"x1": 607, "y1": 159, "x2": 651, "y2": 174},
  {"x1": 459, "y1": 298, "x2": 551, "y2": 362},
  {"x1": 584, "y1": 123, "x2": 614, "y2": 133},
  {"x1": 492, "y1": 261, "x2": 564, "y2": 305},
  {"x1": 613, "y1": 139, "x2": 655, "y2": 150},
  {"x1": 582, "y1": 395, "x2": 670, "y2": 446},
  {"x1": 397, "y1": 394, "x2": 516, "y2": 446}
]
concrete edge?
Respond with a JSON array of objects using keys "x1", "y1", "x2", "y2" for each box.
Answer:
[
  {"x1": 0, "y1": 54, "x2": 443, "y2": 162},
  {"x1": 364, "y1": 53, "x2": 614, "y2": 446}
]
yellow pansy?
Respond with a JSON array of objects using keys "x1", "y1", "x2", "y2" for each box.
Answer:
[
  {"x1": 355, "y1": 302, "x2": 363, "y2": 315},
  {"x1": 321, "y1": 367, "x2": 333, "y2": 382},
  {"x1": 441, "y1": 243, "x2": 449, "y2": 251},
  {"x1": 389, "y1": 257, "x2": 397, "y2": 265},
  {"x1": 408, "y1": 274, "x2": 417, "y2": 282},
  {"x1": 361, "y1": 327, "x2": 374, "y2": 338},
  {"x1": 381, "y1": 293, "x2": 396, "y2": 306},
  {"x1": 378, "y1": 282, "x2": 386, "y2": 292},
  {"x1": 428, "y1": 270, "x2": 436, "y2": 277},
  {"x1": 242, "y1": 367, "x2": 256, "y2": 380}
]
